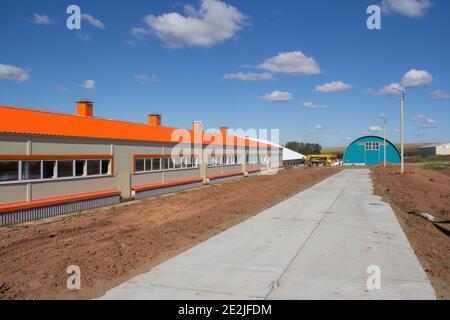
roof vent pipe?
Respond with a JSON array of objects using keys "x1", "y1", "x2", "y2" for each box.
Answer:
[
  {"x1": 220, "y1": 127, "x2": 228, "y2": 136},
  {"x1": 76, "y1": 100, "x2": 93, "y2": 117},
  {"x1": 192, "y1": 121, "x2": 202, "y2": 132},
  {"x1": 148, "y1": 113, "x2": 161, "y2": 126}
]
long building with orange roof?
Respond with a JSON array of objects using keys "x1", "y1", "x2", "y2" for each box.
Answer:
[{"x1": 0, "y1": 100, "x2": 282, "y2": 225}]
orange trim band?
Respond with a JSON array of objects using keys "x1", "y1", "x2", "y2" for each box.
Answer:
[
  {"x1": 0, "y1": 189, "x2": 121, "y2": 214},
  {"x1": 207, "y1": 171, "x2": 243, "y2": 180},
  {"x1": 132, "y1": 178, "x2": 203, "y2": 192}
]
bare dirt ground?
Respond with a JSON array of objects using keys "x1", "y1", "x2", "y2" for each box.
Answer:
[
  {"x1": 371, "y1": 164, "x2": 450, "y2": 300},
  {"x1": 0, "y1": 167, "x2": 341, "y2": 300}
]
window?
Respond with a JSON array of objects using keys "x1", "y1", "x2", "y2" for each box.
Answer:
[
  {"x1": 135, "y1": 159, "x2": 144, "y2": 172},
  {"x1": 145, "y1": 158, "x2": 152, "y2": 171},
  {"x1": 58, "y1": 160, "x2": 73, "y2": 178},
  {"x1": 365, "y1": 141, "x2": 380, "y2": 151},
  {"x1": 209, "y1": 155, "x2": 240, "y2": 167},
  {"x1": 87, "y1": 160, "x2": 100, "y2": 176},
  {"x1": 0, "y1": 157, "x2": 111, "y2": 183},
  {"x1": 169, "y1": 158, "x2": 176, "y2": 169},
  {"x1": 75, "y1": 160, "x2": 85, "y2": 176},
  {"x1": 101, "y1": 160, "x2": 110, "y2": 175},
  {"x1": 153, "y1": 158, "x2": 161, "y2": 171},
  {"x1": 246, "y1": 155, "x2": 259, "y2": 164},
  {"x1": 162, "y1": 158, "x2": 169, "y2": 170},
  {"x1": 0, "y1": 161, "x2": 19, "y2": 182},
  {"x1": 43, "y1": 161, "x2": 56, "y2": 179},
  {"x1": 22, "y1": 161, "x2": 41, "y2": 180},
  {"x1": 134, "y1": 156, "x2": 198, "y2": 173},
  {"x1": 185, "y1": 157, "x2": 193, "y2": 168},
  {"x1": 174, "y1": 158, "x2": 182, "y2": 169}
]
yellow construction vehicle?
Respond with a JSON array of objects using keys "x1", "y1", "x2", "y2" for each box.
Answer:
[{"x1": 305, "y1": 154, "x2": 337, "y2": 166}]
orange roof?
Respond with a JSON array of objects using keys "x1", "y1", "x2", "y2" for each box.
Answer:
[{"x1": 0, "y1": 105, "x2": 270, "y2": 148}]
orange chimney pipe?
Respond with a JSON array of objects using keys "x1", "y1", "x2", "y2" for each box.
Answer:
[
  {"x1": 192, "y1": 121, "x2": 202, "y2": 132},
  {"x1": 220, "y1": 127, "x2": 228, "y2": 136},
  {"x1": 148, "y1": 113, "x2": 161, "y2": 126},
  {"x1": 76, "y1": 100, "x2": 93, "y2": 117}
]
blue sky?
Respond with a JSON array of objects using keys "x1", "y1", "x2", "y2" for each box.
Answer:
[{"x1": 0, "y1": 0, "x2": 449, "y2": 147}]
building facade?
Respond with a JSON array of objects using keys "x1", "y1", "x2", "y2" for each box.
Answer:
[
  {"x1": 343, "y1": 136, "x2": 400, "y2": 166},
  {"x1": 0, "y1": 101, "x2": 282, "y2": 226},
  {"x1": 418, "y1": 143, "x2": 450, "y2": 156}
]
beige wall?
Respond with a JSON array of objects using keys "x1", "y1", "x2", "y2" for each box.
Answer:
[
  {"x1": 0, "y1": 138, "x2": 27, "y2": 154},
  {"x1": 0, "y1": 184, "x2": 27, "y2": 204},
  {"x1": 31, "y1": 176, "x2": 116, "y2": 200},
  {"x1": 131, "y1": 172, "x2": 163, "y2": 187},
  {"x1": 437, "y1": 145, "x2": 450, "y2": 155},
  {"x1": 207, "y1": 167, "x2": 223, "y2": 176},
  {"x1": 0, "y1": 176, "x2": 116, "y2": 204},
  {"x1": 31, "y1": 140, "x2": 110, "y2": 155},
  {"x1": 0, "y1": 134, "x2": 112, "y2": 155},
  {"x1": 164, "y1": 168, "x2": 200, "y2": 181},
  {"x1": 222, "y1": 165, "x2": 242, "y2": 174}
]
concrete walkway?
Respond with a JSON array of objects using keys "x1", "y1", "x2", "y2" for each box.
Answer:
[{"x1": 101, "y1": 169, "x2": 435, "y2": 300}]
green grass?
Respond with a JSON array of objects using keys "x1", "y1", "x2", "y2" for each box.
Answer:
[
  {"x1": 438, "y1": 259, "x2": 449, "y2": 270},
  {"x1": 407, "y1": 155, "x2": 450, "y2": 164},
  {"x1": 422, "y1": 162, "x2": 450, "y2": 171}
]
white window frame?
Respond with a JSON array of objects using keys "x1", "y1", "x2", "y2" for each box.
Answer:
[
  {"x1": 0, "y1": 158, "x2": 112, "y2": 185},
  {"x1": 134, "y1": 156, "x2": 199, "y2": 174}
]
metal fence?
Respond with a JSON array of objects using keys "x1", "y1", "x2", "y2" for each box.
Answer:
[{"x1": 0, "y1": 195, "x2": 120, "y2": 227}]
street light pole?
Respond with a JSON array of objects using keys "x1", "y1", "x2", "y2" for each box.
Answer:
[
  {"x1": 379, "y1": 114, "x2": 387, "y2": 167},
  {"x1": 392, "y1": 88, "x2": 405, "y2": 174}
]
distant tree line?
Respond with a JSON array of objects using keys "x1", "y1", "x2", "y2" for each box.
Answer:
[{"x1": 284, "y1": 141, "x2": 322, "y2": 155}]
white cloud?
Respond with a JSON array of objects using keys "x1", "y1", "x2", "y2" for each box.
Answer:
[
  {"x1": 81, "y1": 14, "x2": 105, "y2": 29},
  {"x1": 130, "y1": 27, "x2": 149, "y2": 38},
  {"x1": 257, "y1": 51, "x2": 321, "y2": 75},
  {"x1": 344, "y1": 137, "x2": 353, "y2": 141},
  {"x1": 393, "y1": 128, "x2": 400, "y2": 132},
  {"x1": 366, "y1": 82, "x2": 404, "y2": 96},
  {"x1": 425, "y1": 118, "x2": 438, "y2": 124},
  {"x1": 223, "y1": 72, "x2": 273, "y2": 81},
  {"x1": 315, "y1": 80, "x2": 352, "y2": 93},
  {"x1": 401, "y1": 69, "x2": 433, "y2": 88},
  {"x1": 0, "y1": 64, "x2": 30, "y2": 82},
  {"x1": 80, "y1": 80, "x2": 96, "y2": 89},
  {"x1": 135, "y1": 74, "x2": 159, "y2": 84},
  {"x1": 32, "y1": 14, "x2": 53, "y2": 25},
  {"x1": 419, "y1": 118, "x2": 438, "y2": 128},
  {"x1": 380, "y1": 0, "x2": 433, "y2": 18},
  {"x1": 139, "y1": 0, "x2": 246, "y2": 48},
  {"x1": 367, "y1": 69, "x2": 432, "y2": 96},
  {"x1": 261, "y1": 91, "x2": 293, "y2": 102},
  {"x1": 431, "y1": 89, "x2": 450, "y2": 99},
  {"x1": 410, "y1": 114, "x2": 426, "y2": 121},
  {"x1": 302, "y1": 101, "x2": 329, "y2": 109},
  {"x1": 314, "y1": 124, "x2": 323, "y2": 129},
  {"x1": 368, "y1": 126, "x2": 383, "y2": 132},
  {"x1": 55, "y1": 85, "x2": 69, "y2": 92}
]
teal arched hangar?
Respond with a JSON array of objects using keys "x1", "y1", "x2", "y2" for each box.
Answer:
[{"x1": 343, "y1": 136, "x2": 401, "y2": 166}]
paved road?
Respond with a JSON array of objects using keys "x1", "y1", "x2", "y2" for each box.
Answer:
[{"x1": 101, "y1": 169, "x2": 435, "y2": 300}]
